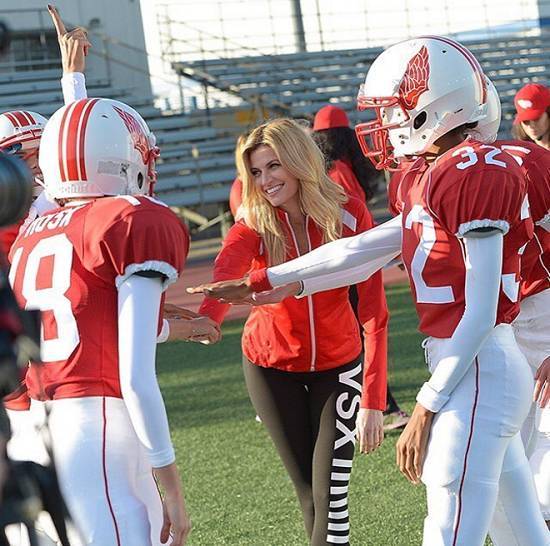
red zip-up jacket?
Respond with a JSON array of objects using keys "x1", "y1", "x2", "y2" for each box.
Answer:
[{"x1": 200, "y1": 197, "x2": 388, "y2": 410}]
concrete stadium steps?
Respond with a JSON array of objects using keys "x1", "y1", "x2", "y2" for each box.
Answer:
[
  {"x1": 0, "y1": 68, "x2": 63, "y2": 84},
  {"x1": 177, "y1": 35, "x2": 550, "y2": 135}
]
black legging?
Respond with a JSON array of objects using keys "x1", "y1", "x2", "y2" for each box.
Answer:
[{"x1": 243, "y1": 356, "x2": 362, "y2": 546}]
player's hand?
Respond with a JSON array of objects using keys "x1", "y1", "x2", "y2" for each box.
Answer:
[
  {"x1": 154, "y1": 464, "x2": 192, "y2": 545},
  {"x1": 534, "y1": 356, "x2": 550, "y2": 408},
  {"x1": 48, "y1": 4, "x2": 91, "y2": 73},
  {"x1": 187, "y1": 276, "x2": 253, "y2": 303},
  {"x1": 395, "y1": 403, "x2": 434, "y2": 484},
  {"x1": 356, "y1": 408, "x2": 384, "y2": 454},
  {"x1": 168, "y1": 316, "x2": 221, "y2": 344}
]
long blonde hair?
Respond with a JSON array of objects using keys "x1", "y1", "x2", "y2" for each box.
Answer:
[{"x1": 237, "y1": 118, "x2": 347, "y2": 265}]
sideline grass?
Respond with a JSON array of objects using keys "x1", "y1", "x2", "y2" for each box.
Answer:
[{"x1": 157, "y1": 284, "x2": 430, "y2": 545}]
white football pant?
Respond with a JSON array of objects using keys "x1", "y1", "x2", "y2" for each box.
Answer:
[
  {"x1": 490, "y1": 288, "x2": 550, "y2": 546},
  {"x1": 30, "y1": 396, "x2": 164, "y2": 546},
  {"x1": 421, "y1": 324, "x2": 549, "y2": 546}
]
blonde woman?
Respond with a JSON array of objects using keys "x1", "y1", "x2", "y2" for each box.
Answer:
[{"x1": 194, "y1": 118, "x2": 388, "y2": 546}]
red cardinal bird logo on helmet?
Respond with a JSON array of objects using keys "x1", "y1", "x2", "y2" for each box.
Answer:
[
  {"x1": 113, "y1": 105, "x2": 150, "y2": 165},
  {"x1": 398, "y1": 45, "x2": 430, "y2": 110}
]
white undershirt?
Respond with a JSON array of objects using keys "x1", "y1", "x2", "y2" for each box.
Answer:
[{"x1": 61, "y1": 72, "x2": 87, "y2": 105}]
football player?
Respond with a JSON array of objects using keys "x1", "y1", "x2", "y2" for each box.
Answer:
[
  {"x1": 189, "y1": 36, "x2": 550, "y2": 545},
  {"x1": 472, "y1": 81, "x2": 550, "y2": 542},
  {"x1": 9, "y1": 98, "x2": 191, "y2": 546}
]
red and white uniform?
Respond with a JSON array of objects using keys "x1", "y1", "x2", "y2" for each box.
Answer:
[
  {"x1": 9, "y1": 196, "x2": 187, "y2": 400},
  {"x1": 396, "y1": 140, "x2": 532, "y2": 338},
  {"x1": 492, "y1": 140, "x2": 550, "y2": 533},
  {"x1": 493, "y1": 140, "x2": 550, "y2": 300},
  {"x1": 397, "y1": 140, "x2": 547, "y2": 545},
  {"x1": 8, "y1": 196, "x2": 188, "y2": 546},
  {"x1": 201, "y1": 197, "x2": 388, "y2": 410}
]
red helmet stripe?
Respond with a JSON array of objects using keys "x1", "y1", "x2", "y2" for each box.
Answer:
[
  {"x1": 420, "y1": 36, "x2": 487, "y2": 104},
  {"x1": 77, "y1": 99, "x2": 100, "y2": 180},
  {"x1": 12, "y1": 111, "x2": 31, "y2": 127},
  {"x1": 20, "y1": 111, "x2": 36, "y2": 125},
  {"x1": 58, "y1": 103, "x2": 74, "y2": 182},
  {"x1": 65, "y1": 100, "x2": 90, "y2": 180},
  {"x1": 4, "y1": 112, "x2": 20, "y2": 128}
]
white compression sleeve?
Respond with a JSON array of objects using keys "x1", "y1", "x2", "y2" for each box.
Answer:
[
  {"x1": 298, "y1": 254, "x2": 399, "y2": 297},
  {"x1": 118, "y1": 274, "x2": 175, "y2": 468},
  {"x1": 416, "y1": 231, "x2": 504, "y2": 413},
  {"x1": 267, "y1": 214, "x2": 403, "y2": 288},
  {"x1": 61, "y1": 72, "x2": 87, "y2": 104}
]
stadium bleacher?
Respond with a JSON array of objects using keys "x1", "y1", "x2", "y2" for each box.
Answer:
[{"x1": 2, "y1": 33, "x2": 549, "y2": 233}]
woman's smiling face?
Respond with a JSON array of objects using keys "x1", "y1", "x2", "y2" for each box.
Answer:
[{"x1": 249, "y1": 145, "x2": 299, "y2": 209}]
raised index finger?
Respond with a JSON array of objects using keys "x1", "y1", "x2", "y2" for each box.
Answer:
[{"x1": 48, "y1": 4, "x2": 67, "y2": 37}]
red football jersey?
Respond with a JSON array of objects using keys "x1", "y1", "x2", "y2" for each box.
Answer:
[
  {"x1": 8, "y1": 195, "x2": 189, "y2": 401},
  {"x1": 0, "y1": 220, "x2": 23, "y2": 256},
  {"x1": 399, "y1": 139, "x2": 532, "y2": 338},
  {"x1": 496, "y1": 140, "x2": 550, "y2": 299}
]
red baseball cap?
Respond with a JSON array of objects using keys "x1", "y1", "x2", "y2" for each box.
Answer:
[
  {"x1": 514, "y1": 83, "x2": 550, "y2": 124},
  {"x1": 313, "y1": 105, "x2": 350, "y2": 131}
]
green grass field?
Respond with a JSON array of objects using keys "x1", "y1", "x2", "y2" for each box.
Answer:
[{"x1": 156, "y1": 284, "x2": 433, "y2": 545}]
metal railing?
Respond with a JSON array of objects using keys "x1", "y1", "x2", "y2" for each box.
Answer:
[{"x1": 156, "y1": 0, "x2": 546, "y2": 62}]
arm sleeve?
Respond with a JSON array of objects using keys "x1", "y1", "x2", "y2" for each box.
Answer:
[
  {"x1": 353, "y1": 208, "x2": 388, "y2": 410},
  {"x1": 118, "y1": 274, "x2": 175, "y2": 468},
  {"x1": 61, "y1": 72, "x2": 88, "y2": 104},
  {"x1": 251, "y1": 215, "x2": 402, "y2": 292},
  {"x1": 416, "y1": 232, "x2": 503, "y2": 412},
  {"x1": 199, "y1": 221, "x2": 260, "y2": 324}
]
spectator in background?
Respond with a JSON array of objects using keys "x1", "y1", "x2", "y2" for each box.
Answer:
[
  {"x1": 312, "y1": 104, "x2": 410, "y2": 431},
  {"x1": 512, "y1": 83, "x2": 550, "y2": 151},
  {"x1": 195, "y1": 118, "x2": 388, "y2": 546},
  {"x1": 311, "y1": 104, "x2": 378, "y2": 202}
]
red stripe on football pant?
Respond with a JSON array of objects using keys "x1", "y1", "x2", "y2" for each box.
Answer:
[
  {"x1": 77, "y1": 99, "x2": 100, "y2": 181},
  {"x1": 452, "y1": 357, "x2": 480, "y2": 545},
  {"x1": 101, "y1": 397, "x2": 122, "y2": 546},
  {"x1": 65, "y1": 100, "x2": 89, "y2": 181},
  {"x1": 57, "y1": 105, "x2": 73, "y2": 182}
]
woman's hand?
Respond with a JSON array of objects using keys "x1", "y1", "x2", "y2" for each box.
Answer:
[
  {"x1": 534, "y1": 356, "x2": 550, "y2": 408},
  {"x1": 356, "y1": 408, "x2": 384, "y2": 454},
  {"x1": 395, "y1": 403, "x2": 434, "y2": 484},
  {"x1": 187, "y1": 277, "x2": 252, "y2": 303},
  {"x1": 48, "y1": 4, "x2": 91, "y2": 73}
]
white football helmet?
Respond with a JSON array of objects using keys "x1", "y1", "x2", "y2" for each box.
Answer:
[
  {"x1": 39, "y1": 98, "x2": 159, "y2": 199},
  {"x1": 355, "y1": 36, "x2": 489, "y2": 169},
  {"x1": 473, "y1": 76, "x2": 501, "y2": 143},
  {"x1": 0, "y1": 110, "x2": 48, "y2": 180}
]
